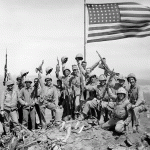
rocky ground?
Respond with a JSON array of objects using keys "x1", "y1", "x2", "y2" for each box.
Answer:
[{"x1": 0, "y1": 109, "x2": 150, "y2": 150}]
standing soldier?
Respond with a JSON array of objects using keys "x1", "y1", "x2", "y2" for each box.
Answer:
[
  {"x1": 127, "y1": 73, "x2": 146, "y2": 132},
  {"x1": 69, "y1": 64, "x2": 82, "y2": 119},
  {"x1": 38, "y1": 67, "x2": 58, "y2": 128},
  {"x1": 31, "y1": 78, "x2": 42, "y2": 129},
  {"x1": 19, "y1": 78, "x2": 36, "y2": 130},
  {"x1": 1, "y1": 80, "x2": 20, "y2": 135},
  {"x1": 101, "y1": 87, "x2": 132, "y2": 134},
  {"x1": 76, "y1": 55, "x2": 100, "y2": 100},
  {"x1": 16, "y1": 75, "x2": 24, "y2": 124},
  {"x1": 56, "y1": 56, "x2": 73, "y2": 121}
]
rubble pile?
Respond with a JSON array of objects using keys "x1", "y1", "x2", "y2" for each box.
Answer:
[{"x1": 0, "y1": 115, "x2": 150, "y2": 150}]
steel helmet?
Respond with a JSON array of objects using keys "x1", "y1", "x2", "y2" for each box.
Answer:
[
  {"x1": 117, "y1": 87, "x2": 126, "y2": 95},
  {"x1": 61, "y1": 56, "x2": 68, "y2": 64},
  {"x1": 127, "y1": 73, "x2": 136, "y2": 82},
  {"x1": 20, "y1": 70, "x2": 29, "y2": 77},
  {"x1": 45, "y1": 66, "x2": 53, "y2": 75},
  {"x1": 63, "y1": 67, "x2": 71, "y2": 72},
  {"x1": 45, "y1": 74, "x2": 52, "y2": 82},
  {"x1": 6, "y1": 80, "x2": 14, "y2": 86},
  {"x1": 16, "y1": 75, "x2": 22, "y2": 81},
  {"x1": 75, "y1": 53, "x2": 83, "y2": 61},
  {"x1": 117, "y1": 74, "x2": 125, "y2": 81},
  {"x1": 89, "y1": 74, "x2": 97, "y2": 79},
  {"x1": 25, "y1": 78, "x2": 32, "y2": 83},
  {"x1": 99, "y1": 74, "x2": 107, "y2": 81}
]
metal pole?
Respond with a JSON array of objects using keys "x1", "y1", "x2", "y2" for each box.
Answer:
[{"x1": 84, "y1": 0, "x2": 86, "y2": 61}]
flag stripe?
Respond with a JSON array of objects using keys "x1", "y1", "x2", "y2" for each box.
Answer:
[
  {"x1": 121, "y1": 14, "x2": 150, "y2": 17},
  {"x1": 89, "y1": 23, "x2": 149, "y2": 31},
  {"x1": 119, "y1": 7, "x2": 150, "y2": 11},
  {"x1": 87, "y1": 33, "x2": 150, "y2": 43},
  {"x1": 88, "y1": 27, "x2": 150, "y2": 37}
]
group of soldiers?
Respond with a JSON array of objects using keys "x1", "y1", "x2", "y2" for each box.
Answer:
[{"x1": 0, "y1": 53, "x2": 147, "y2": 137}]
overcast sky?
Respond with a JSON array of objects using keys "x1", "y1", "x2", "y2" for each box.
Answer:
[{"x1": 0, "y1": 0, "x2": 150, "y2": 79}]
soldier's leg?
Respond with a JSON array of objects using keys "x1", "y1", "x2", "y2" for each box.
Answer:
[
  {"x1": 101, "y1": 118, "x2": 119, "y2": 130},
  {"x1": 82, "y1": 98, "x2": 98, "y2": 116},
  {"x1": 39, "y1": 106, "x2": 46, "y2": 129},
  {"x1": 0, "y1": 122, "x2": 3, "y2": 136},
  {"x1": 30, "y1": 107, "x2": 36, "y2": 130},
  {"x1": 3, "y1": 110, "x2": 11, "y2": 134},
  {"x1": 10, "y1": 110, "x2": 21, "y2": 135},
  {"x1": 115, "y1": 120, "x2": 125, "y2": 133},
  {"x1": 22, "y1": 109, "x2": 29, "y2": 128}
]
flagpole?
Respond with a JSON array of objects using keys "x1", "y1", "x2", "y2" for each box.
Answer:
[{"x1": 84, "y1": 0, "x2": 86, "y2": 61}]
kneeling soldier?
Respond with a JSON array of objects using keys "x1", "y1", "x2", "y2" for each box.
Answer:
[{"x1": 101, "y1": 87, "x2": 132, "y2": 133}]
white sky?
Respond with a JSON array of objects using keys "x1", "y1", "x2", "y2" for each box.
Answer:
[{"x1": 0, "y1": 0, "x2": 150, "y2": 79}]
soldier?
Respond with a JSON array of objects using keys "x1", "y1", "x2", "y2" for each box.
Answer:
[
  {"x1": 69, "y1": 65, "x2": 82, "y2": 119},
  {"x1": 19, "y1": 78, "x2": 36, "y2": 130},
  {"x1": 32, "y1": 78, "x2": 42, "y2": 129},
  {"x1": 1, "y1": 80, "x2": 20, "y2": 135},
  {"x1": 16, "y1": 75, "x2": 24, "y2": 124},
  {"x1": 38, "y1": 71, "x2": 58, "y2": 128},
  {"x1": 127, "y1": 73, "x2": 146, "y2": 132},
  {"x1": 79, "y1": 74, "x2": 112, "y2": 123},
  {"x1": 101, "y1": 87, "x2": 132, "y2": 134},
  {"x1": 56, "y1": 56, "x2": 74, "y2": 121}
]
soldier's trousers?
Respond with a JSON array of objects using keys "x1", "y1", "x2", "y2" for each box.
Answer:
[
  {"x1": 40, "y1": 102, "x2": 57, "y2": 128},
  {"x1": 23, "y1": 107, "x2": 36, "y2": 130},
  {"x1": 132, "y1": 104, "x2": 145, "y2": 126},
  {"x1": 83, "y1": 98, "x2": 114, "y2": 122},
  {"x1": 74, "y1": 95, "x2": 80, "y2": 113},
  {"x1": 101, "y1": 118, "x2": 125, "y2": 133},
  {"x1": 0, "y1": 122, "x2": 3, "y2": 136},
  {"x1": 3, "y1": 109, "x2": 19, "y2": 134}
]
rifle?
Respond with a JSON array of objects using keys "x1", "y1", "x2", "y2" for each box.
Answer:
[
  {"x1": 3, "y1": 49, "x2": 8, "y2": 86},
  {"x1": 97, "y1": 70, "x2": 115, "y2": 111},
  {"x1": 96, "y1": 51, "x2": 113, "y2": 76}
]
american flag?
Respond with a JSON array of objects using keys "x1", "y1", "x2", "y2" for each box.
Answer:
[{"x1": 86, "y1": 2, "x2": 150, "y2": 43}]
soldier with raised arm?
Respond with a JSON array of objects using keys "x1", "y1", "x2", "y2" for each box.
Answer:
[{"x1": 38, "y1": 67, "x2": 58, "y2": 128}]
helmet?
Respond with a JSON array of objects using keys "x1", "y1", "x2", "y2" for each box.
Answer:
[
  {"x1": 117, "y1": 74, "x2": 125, "y2": 81},
  {"x1": 72, "y1": 65, "x2": 78, "y2": 70},
  {"x1": 45, "y1": 74, "x2": 52, "y2": 82},
  {"x1": 89, "y1": 74, "x2": 97, "y2": 79},
  {"x1": 99, "y1": 74, "x2": 107, "y2": 81},
  {"x1": 75, "y1": 53, "x2": 83, "y2": 61},
  {"x1": 61, "y1": 56, "x2": 68, "y2": 64},
  {"x1": 46, "y1": 67, "x2": 53, "y2": 75},
  {"x1": 20, "y1": 70, "x2": 29, "y2": 77},
  {"x1": 25, "y1": 78, "x2": 32, "y2": 83},
  {"x1": 127, "y1": 73, "x2": 136, "y2": 82},
  {"x1": 117, "y1": 87, "x2": 126, "y2": 95},
  {"x1": 63, "y1": 67, "x2": 71, "y2": 72},
  {"x1": 6, "y1": 80, "x2": 14, "y2": 86},
  {"x1": 16, "y1": 75, "x2": 22, "y2": 81}
]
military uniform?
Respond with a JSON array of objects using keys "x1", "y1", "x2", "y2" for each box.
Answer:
[
  {"x1": 19, "y1": 86, "x2": 36, "y2": 129},
  {"x1": 128, "y1": 84, "x2": 145, "y2": 127},
  {"x1": 102, "y1": 88, "x2": 132, "y2": 133},
  {"x1": 1, "y1": 81, "x2": 19, "y2": 134},
  {"x1": 38, "y1": 74, "x2": 58, "y2": 128}
]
